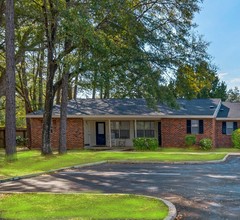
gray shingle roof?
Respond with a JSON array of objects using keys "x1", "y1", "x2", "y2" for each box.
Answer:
[
  {"x1": 166, "y1": 99, "x2": 220, "y2": 116},
  {"x1": 217, "y1": 102, "x2": 240, "y2": 118},
  {"x1": 29, "y1": 98, "x2": 221, "y2": 117}
]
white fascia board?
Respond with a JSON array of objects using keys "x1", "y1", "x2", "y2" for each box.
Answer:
[
  {"x1": 26, "y1": 114, "x2": 215, "y2": 119},
  {"x1": 26, "y1": 115, "x2": 42, "y2": 118},
  {"x1": 80, "y1": 115, "x2": 214, "y2": 119},
  {"x1": 216, "y1": 118, "x2": 240, "y2": 121},
  {"x1": 213, "y1": 100, "x2": 222, "y2": 118}
]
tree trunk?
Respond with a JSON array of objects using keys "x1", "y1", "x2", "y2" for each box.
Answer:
[
  {"x1": 59, "y1": 0, "x2": 71, "y2": 154},
  {"x1": 5, "y1": 0, "x2": 16, "y2": 159},
  {"x1": 20, "y1": 54, "x2": 33, "y2": 149},
  {"x1": 0, "y1": 73, "x2": 6, "y2": 97},
  {"x1": 41, "y1": 0, "x2": 57, "y2": 155},
  {"x1": 73, "y1": 75, "x2": 78, "y2": 100},
  {"x1": 68, "y1": 84, "x2": 73, "y2": 100},
  {"x1": 92, "y1": 71, "x2": 97, "y2": 99},
  {"x1": 42, "y1": 54, "x2": 55, "y2": 155},
  {"x1": 0, "y1": 0, "x2": 5, "y2": 26},
  {"x1": 56, "y1": 86, "x2": 61, "y2": 104},
  {"x1": 59, "y1": 68, "x2": 68, "y2": 154},
  {"x1": 38, "y1": 47, "x2": 44, "y2": 110}
]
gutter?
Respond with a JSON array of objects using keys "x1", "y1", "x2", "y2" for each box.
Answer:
[{"x1": 26, "y1": 114, "x2": 215, "y2": 119}]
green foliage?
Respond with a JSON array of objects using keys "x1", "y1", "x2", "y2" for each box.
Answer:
[
  {"x1": 209, "y1": 77, "x2": 228, "y2": 101},
  {"x1": 16, "y1": 136, "x2": 27, "y2": 147},
  {"x1": 0, "y1": 97, "x2": 5, "y2": 126},
  {"x1": 0, "y1": 97, "x2": 26, "y2": 127},
  {"x1": 185, "y1": 135, "x2": 196, "y2": 147},
  {"x1": 199, "y1": 138, "x2": 213, "y2": 150},
  {"x1": 227, "y1": 87, "x2": 240, "y2": 102},
  {"x1": 231, "y1": 129, "x2": 240, "y2": 149},
  {"x1": 133, "y1": 138, "x2": 158, "y2": 151},
  {"x1": 174, "y1": 62, "x2": 221, "y2": 99},
  {"x1": 1, "y1": 0, "x2": 218, "y2": 155}
]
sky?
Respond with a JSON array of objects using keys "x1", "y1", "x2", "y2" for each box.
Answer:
[{"x1": 194, "y1": 0, "x2": 240, "y2": 90}]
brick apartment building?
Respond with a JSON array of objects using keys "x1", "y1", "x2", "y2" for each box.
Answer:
[{"x1": 27, "y1": 98, "x2": 240, "y2": 149}]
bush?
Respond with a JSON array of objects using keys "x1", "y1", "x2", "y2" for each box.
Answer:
[
  {"x1": 16, "y1": 136, "x2": 28, "y2": 147},
  {"x1": 199, "y1": 138, "x2": 212, "y2": 150},
  {"x1": 232, "y1": 128, "x2": 240, "y2": 149},
  {"x1": 185, "y1": 135, "x2": 196, "y2": 147},
  {"x1": 133, "y1": 138, "x2": 158, "y2": 151}
]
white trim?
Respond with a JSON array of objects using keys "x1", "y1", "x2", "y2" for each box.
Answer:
[
  {"x1": 27, "y1": 114, "x2": 215, "y2": 119},
  {"x1": 109, "y1": 119, "x2": 111, "y2": 148},
  {"x1": 134, "y1": 120, "x2": 137, "y2": 138},
  {"x1": 216, "y1": 118, "x2": 240, "y2": 121},
  {"x1": 213, "y1": 100, "x2": 222, "y2": 118}
]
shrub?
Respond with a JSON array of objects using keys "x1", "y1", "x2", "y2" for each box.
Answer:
[
  {"x1": 16, "y1": 136, "x2": 28, "y2": 147},
  {"x1": 133, "y1": 138, "x2": 158, "y2": 151},
  {"x1": 199, "y1": 138, "x2": 212, "y2": 150},
  {"x1": 232, "y1": 128, "x2": 240, "y2": 149},
  {"x1": 185, "y1": 135, "x2": 196, "y2": 147}
]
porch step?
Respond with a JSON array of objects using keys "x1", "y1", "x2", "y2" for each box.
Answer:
[{"x1": 84, "y1": 146, "x2": 134, "y2": 151}]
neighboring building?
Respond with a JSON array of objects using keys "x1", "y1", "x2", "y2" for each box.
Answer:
[{"x1": 27, "y1": 98, "x2": 240, "y2": 149}]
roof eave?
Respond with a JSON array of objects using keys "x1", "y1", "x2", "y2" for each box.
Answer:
[
  {"x1": 216, "y1": 117, "x2": 240, "y2": 121},
  {"x1": 26, "y1": 114, "x2": 215, "y2": 119}
]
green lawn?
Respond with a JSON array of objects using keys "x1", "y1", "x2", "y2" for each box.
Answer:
[
  {"x1": 0, "y1": 148, "x2": 239, "y2": 220},
  {"x1": 0, "y1": 148, "x2": 239, "y2": 180},
  {"x1": 0, "y1": 193, "x2": 168, "y2": 219}
]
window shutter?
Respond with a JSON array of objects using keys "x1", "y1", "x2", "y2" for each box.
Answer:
[
  {"x1": 233, "y1": 122, "x2": 238, "y2": 130},
  {"x1": 222, "y1": 122, "x2": 226, "y2": 134},
  {"x1": 186, "y1": 120, "x2": 191, "y2": 134},
  {"x1": 199, "y1": 120, "x2": 204, "y2": 134}
]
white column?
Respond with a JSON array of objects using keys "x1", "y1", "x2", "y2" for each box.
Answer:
[
  {"x1": 134, "y1": 120, "x2": 137, "y2": 138},
  {"x1": 109, "y1": 119, "x2": 112, "y2": 148}
]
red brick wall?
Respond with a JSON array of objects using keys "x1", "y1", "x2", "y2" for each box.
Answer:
[
  {"x1": 161, "y1": 118, "x2": 215, "y2": 147},
  {"x1": 215, "y1": 121, "x2": 240, "y2": 147},
  {"x1": 30, "y1": 118, "x2": 42, "y2": 149},
  {"x1": 30, "y1": 118, "x2": 84, "y2": 149}
]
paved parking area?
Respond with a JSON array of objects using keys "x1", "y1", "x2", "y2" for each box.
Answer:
[{"x1": 1, "y1": 156, "x2": 240, "y2": 219}]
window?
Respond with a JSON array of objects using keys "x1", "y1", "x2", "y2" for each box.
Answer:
[
  {"x1": 137, "y1": 121, "x2": 155, "y2": 137},
  {"x1": 222, "y1": 122, "x2": 237, "y2": 135},
  {"x1": 111, "y1": 121, "x2": 130, "y2": 139},
  {"x1": 186, "y1": 120, "x2": 204, "y2": 134}
]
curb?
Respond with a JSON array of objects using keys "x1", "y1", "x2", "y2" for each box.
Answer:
[
  {"x1": 161, "y1": 198, "x2": 177, "y2": 220},
  {"x1": 131, "y1": 194, "x2": 176, "y2": 220},
  {"x1": 1, "y1": 153, "x2": 240, "y2": 183},
  {"x1": 0, "y1": 192, "x2": 176, "y2": 220},
  {"x1": 107, "y1": 153, "x2": 238, "y2": 165},
  {"x1": 0, "y1": 161, "x2": 107, "y2": 183}
]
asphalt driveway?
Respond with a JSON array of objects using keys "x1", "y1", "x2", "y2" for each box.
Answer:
[{"x1": 1, "y1": 156, "x2": 240, "y2": 219}]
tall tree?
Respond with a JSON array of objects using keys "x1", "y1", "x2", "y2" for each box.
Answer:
[
  {"x1": 41, "y1": 0, "x2": 58, "y2": 155},
  {"x1": 173, "y1": 62, "x2": 219, "y2": 99},
  {"x1": 59, "y1": 0, "x2": 71, "y2": 154},
  {"x1": 0, "y1": 0, "x2": 215, "y2": 154},
  {"x1": 5, "y1": 0, "x2": 16, "y2": 159},
  {"x1": 227, "y1": 87, "x2": 240, "y2": 102},
  {"x1": 197, "y1": 76, "x2": 228, "y2": 101}
]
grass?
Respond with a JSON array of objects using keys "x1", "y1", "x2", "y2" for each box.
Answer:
[
  {"x1": 0, "y1": 148, "x2": 239, "y2": 219},
  {"x1": 0, "y1": 193, "x2": 168, "y2": 220},
  {"x1": 0, "y1": 148, "x2": 239, "y2": 179}
]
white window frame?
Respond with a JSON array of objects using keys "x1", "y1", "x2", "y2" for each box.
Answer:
[
  {"x1": 191, "y1": 120, "x2": 199, "y2": 135},
  {"x1": 226, "y1": 122, "x2": 234, "y2": 135},
  {"x1": 111, "y1": 121, "x2": 130, "y2": 139},
  {"x1": 137, "y1": 121, "x2": 155, "y2": 137}
]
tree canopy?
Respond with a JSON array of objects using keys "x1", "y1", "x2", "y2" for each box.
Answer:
[{"x1": 0, "y1": 0, "x2": 229, "y2": 155}]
